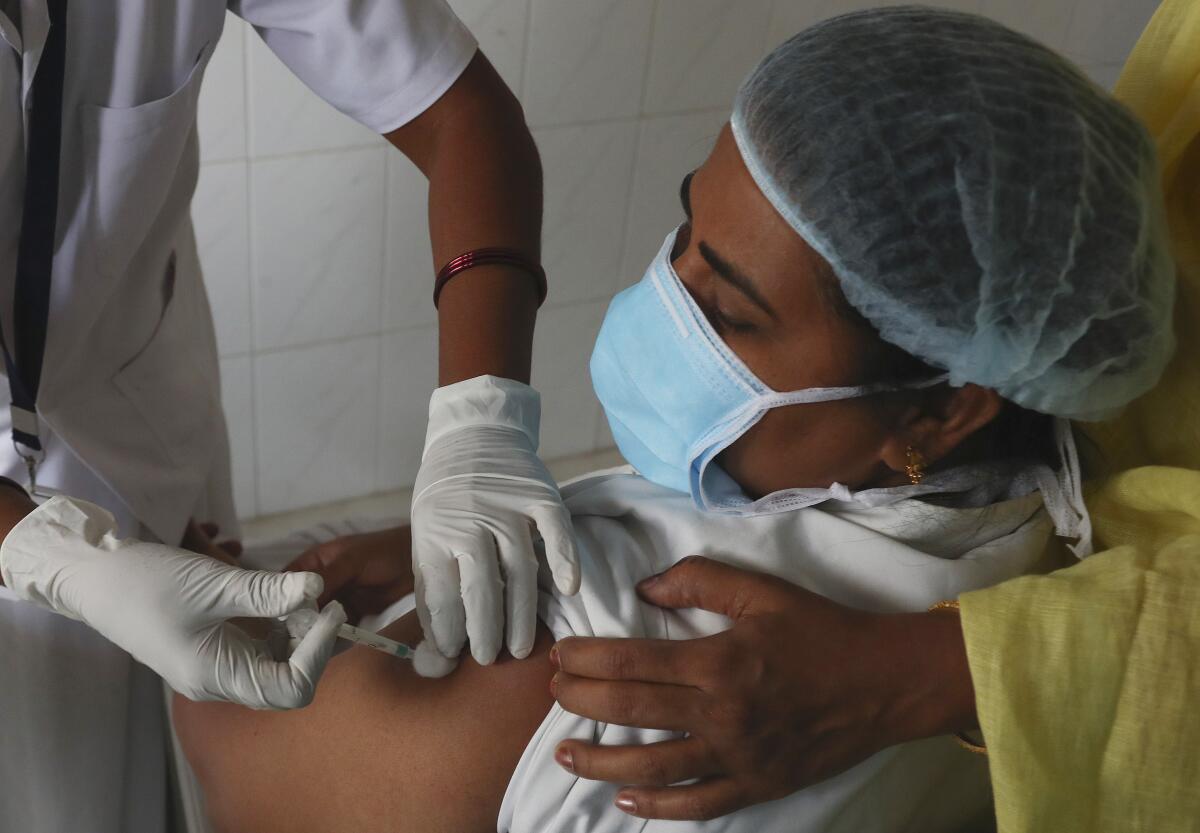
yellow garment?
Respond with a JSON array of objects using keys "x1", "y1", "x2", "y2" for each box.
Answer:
[{"x1": 960, "y1": 2, "x2": 1200, "y2": 830}]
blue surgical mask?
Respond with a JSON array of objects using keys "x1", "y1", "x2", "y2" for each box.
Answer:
[{"x1": 590, "y1": 228, "x2": 947, "y2": 515}]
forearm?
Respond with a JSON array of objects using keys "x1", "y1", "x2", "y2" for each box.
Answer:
[
  {"x1": 0, "y1": 479, "x2": 37, "y2": 587},
  {"x1": 385, "y1": 52, "x2": 542, "y2": 386}
]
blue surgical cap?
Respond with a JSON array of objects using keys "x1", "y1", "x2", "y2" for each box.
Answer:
[{"x1": 731, "y1": 6, "x2": 1175, "y2": 422}]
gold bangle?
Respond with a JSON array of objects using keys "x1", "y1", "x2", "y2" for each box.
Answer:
[
  {"x1": 955, "y1": 731, "x2": 988, "y2": 755},
  {"x1": 927, "y1": 599, "x2": 987, "y2": 754}
]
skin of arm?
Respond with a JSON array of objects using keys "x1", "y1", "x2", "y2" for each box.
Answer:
[
  {"x1": 384, "y1": 51, "x2": 542, "y2": 387},
  {"x1": 550, "y1": 556, "x2": 978, "y2": 821},
  {"x1": 172, "y1": 610, "x2": 556, "y2": 833},
  {"x1": 0, "y1": 482, "x2": 38, "y2": 587}
]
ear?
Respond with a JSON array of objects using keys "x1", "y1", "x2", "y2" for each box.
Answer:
[{"x1": 879, "y1": 384, "x2": 1003, "y2": 476}]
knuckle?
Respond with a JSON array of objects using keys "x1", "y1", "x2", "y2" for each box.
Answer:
[
  {"x1": 641, "y1": 756, "x2": 673, "y2": 786},
  {"x1": 606, "y1": 688, "x2": 640, "y2": 724},
  {"x1": 704, "y1": 696, "x2": 755, "y2": 737},
  {"x1": 696, "y1": 652, "x2": 728, "y2": 689},
  {"x1": 603, "y1": 648, "x2": 635, "y2": 680}
]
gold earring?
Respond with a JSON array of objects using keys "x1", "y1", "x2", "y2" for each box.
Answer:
[{"x1": 905, "y1": 445, "x2": 926, "y2": 485}]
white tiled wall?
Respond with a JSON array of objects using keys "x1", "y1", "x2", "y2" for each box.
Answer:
[{"x1": 196, "y1": 0, "x2": 1161, "y2": 520}]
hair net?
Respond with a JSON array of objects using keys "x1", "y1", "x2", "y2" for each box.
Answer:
[{"x1": 731, "y1": 5, "x2": 1175, "y2": 422}]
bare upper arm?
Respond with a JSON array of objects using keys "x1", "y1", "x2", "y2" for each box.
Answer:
[{"x1": 173, "y1": 612, "x2": 556, "y2": 833}]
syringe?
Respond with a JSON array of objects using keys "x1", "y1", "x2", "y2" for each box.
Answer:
[
  {"x1": 335, "y1": 621, "x2": 414, "y2": 660},
  {"x1": 288, "y1": 608, "x2": 413, "y2": 660}
]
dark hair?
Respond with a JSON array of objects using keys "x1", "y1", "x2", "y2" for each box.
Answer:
[{"x1": 815, "y1": 262, "x2": 1059, "y2": 470}]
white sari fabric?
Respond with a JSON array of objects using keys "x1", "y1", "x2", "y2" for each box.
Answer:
[{"x1": 499, "y1": 470, "x2": 1052, "y2": 833}]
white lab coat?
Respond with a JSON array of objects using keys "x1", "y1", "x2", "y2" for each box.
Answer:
[
  {"x1": 0, "y1": 2, "x2": 476, "y2": 831},
  {"x1": 499, "y1": 470, "x2": 1055, "y2": 833}
]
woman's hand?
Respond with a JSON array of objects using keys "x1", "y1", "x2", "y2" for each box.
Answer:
[
  {"x1": 550, "y1": 556, "x2": 977, "y2": 821},
  {"x1": 285, "y1": 527, "x2": 414, "y2": 623}
]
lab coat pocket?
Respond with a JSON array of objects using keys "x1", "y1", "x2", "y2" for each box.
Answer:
[{"x1": 82, "y1": 42, "x2": 212, "y2": 281}]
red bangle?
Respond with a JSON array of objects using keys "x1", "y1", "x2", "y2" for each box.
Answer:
[{"x1": 433, "y1": 248, "x2": 548, "y2": 308}]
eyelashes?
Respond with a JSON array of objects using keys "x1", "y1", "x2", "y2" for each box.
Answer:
[
  {"x1": 674, "y1": 224, "x2": 754, "y2": 337},
  {"x1": 709, "y1": 306, "x2": 756, "y2": 335}
]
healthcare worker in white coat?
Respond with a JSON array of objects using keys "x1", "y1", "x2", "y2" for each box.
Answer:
[{"x1": 0, "y1": 2, "x2": 578, "y2": 831}]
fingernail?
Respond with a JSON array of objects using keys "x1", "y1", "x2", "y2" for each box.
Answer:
[
  {"x1": 554, "y1": 745, "x2": 574, "y2": 773},
  {"x1": 615, "y1": 794, "x2": 637, "y2": 814},
  {"x1": 637, "y1": 573, "x2": 661, "y2": 591},
  {"x1": 548, "y1": 643, "x2": 560, "y2": 668},
  {"x1": 550, "y1": 672, "x2": 559, "y2": 699}
]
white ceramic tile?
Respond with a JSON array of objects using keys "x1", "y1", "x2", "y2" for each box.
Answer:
[
  {"x1": 1061, "y1": 0, "x2": 1159, "y2": 66},
  {"x1": 199, "y1": 13, "x2": 247, "y2": 163},
  {"x1": 619, "y1": 110, "x2": 727, "y2": 283},
  {"x1": 193, "y1": 161, "x2": 252, "y2": 356},
  {"x1": 977, "y1": 0, "x2": 1074, "y2": 50},
  {"x1": 1082, "y1": 62, "x2": 1125, "y2": 92},
  {"x1": 532, "y1": 301, "x2": 607, "y2": 461},
  {"x1": 219, "y1": 356, "x2": 258, "y2": 519},
  {"x1": 383, "y1": 154, "x2": 438, "y2": 331},
  {"x1": 766, "y1": 0, "x2": 914, "y2": 49},
  {"x1": 376, "y1": 326, "x2": 439, "y2": 491},
  {"x1": 536, "y1": 120, "x2": 638, "y2": 307},
  {"x1": 247, "y1": 33, "x2": 381, "y2": 158},
  {"x1": 643, "y1": 0, "x2": 772, "y2": 115},
  {"x1": 451, "y1": 0, "x2": 529, "y2": 96},
  {"x1": 254, "y1": 337, "x2": 381, "y2": 514},
  {"x1": 252, "y1": 148, "x2": 386, "y2": 351},
  {"x1": 593, "y1": 401, "x2": 615, "y2": 453},
  {"x1": 523, "y1": 0, "x2": 655, "y2": 126}
]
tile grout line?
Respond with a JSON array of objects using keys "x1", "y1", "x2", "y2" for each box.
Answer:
[
  {"x1": 242, "y1": 18, "x2": 264, "y2": 519},
  {"x1": 517, "y1": 0, "x2": 534, "y2": 101},
  {"x1": 637, "y1": 0, "x2": 662, "y2": 118},
  {"x1": 374, "y1": 149, "x2": 391, "y2": 493},
  {"x1": 211, "y1": 110, "x2": 732, "y2": 169}
]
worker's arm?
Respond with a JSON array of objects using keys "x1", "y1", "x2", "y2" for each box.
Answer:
[
  {"x1": 384, "y1": 51, "x2": 579, "y2": 669},
  {"x1": 383, "y1": 51, "x2": 541, "y2": 386},
  {"x1": 0, "y1": 481, "x2": 36, "y2": 586}
]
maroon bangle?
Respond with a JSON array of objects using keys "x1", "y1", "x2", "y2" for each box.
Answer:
[{"x1": 433, "y1": 248, "x2": 548, "y2": 308}]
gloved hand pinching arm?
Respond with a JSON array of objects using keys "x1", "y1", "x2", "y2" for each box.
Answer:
[
  {"x1": 0, "y1": 495, "x2": 346, "y2": 710},
  {"x1": 410, "y1": 375, "x2": 579, "y2": 667}
]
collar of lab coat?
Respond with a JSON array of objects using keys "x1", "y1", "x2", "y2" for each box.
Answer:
[{"x1": 0, "y1": 1, "x2": 49, "y2": 110}]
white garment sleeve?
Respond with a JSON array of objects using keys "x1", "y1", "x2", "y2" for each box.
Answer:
[{"x1": 228, "y1": 0, "x2": 478, "y2": 133}]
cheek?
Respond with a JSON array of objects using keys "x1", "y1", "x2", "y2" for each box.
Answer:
[{"x1": 719, "y1": 401, "x2": 891, "y2": 496}]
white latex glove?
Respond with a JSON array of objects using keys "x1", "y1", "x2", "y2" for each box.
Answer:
[
  {"x1": 0, "y1": 496, "x2": 346, "y2": 709},
  {"x1": 410, "y1": 375, "x2": 579, "y2": 666}
]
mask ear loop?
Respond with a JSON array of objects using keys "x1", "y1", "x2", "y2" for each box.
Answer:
[
  {"x1": 1034, "y1": 418, "x2": 1094, "y2": 558},
  {"x1": 685, "y1": 373, "x2": 954, "y2": 513}
]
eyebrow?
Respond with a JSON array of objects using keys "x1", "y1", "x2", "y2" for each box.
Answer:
[
  {"x1": 698, "y1": 241, "x2": 779, "y2": 321},
  {"x1": 679, "y1": 171, "x2": 694, "y2": 218}
]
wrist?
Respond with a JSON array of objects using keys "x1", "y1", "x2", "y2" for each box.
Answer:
[
  {"x1": 869, "y1": 609, "x2": 977, "y2": 746},
  {"x1": 425, "y1": 375, "x2": 541, "y2": 452}
]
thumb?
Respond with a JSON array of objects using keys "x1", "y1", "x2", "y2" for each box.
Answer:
[
  {"x1": 286, "y1": 546, "x2": 361, "y2": 608},
  {"x1": 211, "y1": 569, "x2": 324, "y2": 620},
  {"x1": 636, "y1": 556, "x2": 778, "y2": 619}
]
